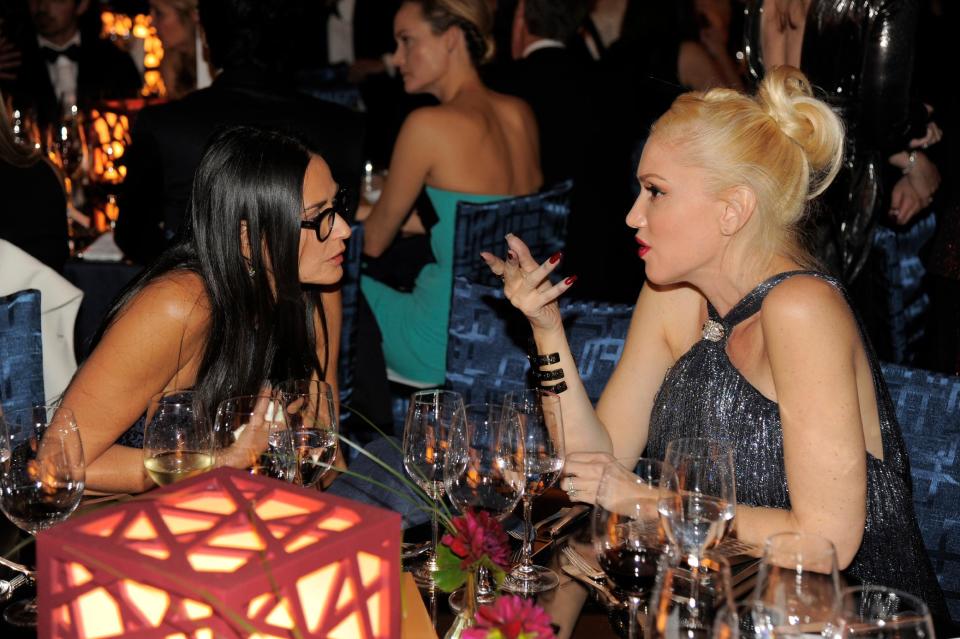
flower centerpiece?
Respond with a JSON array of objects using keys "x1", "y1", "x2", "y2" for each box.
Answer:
[{"x1": 464, "y1": 595, "x2": 558, "y2": 639}]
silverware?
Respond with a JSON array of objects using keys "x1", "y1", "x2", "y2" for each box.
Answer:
[
  {"x1": 546, "y1": 504, "x2": 590, "y2": 538},
  {"x1": 0, "y1": 574, "x2": 29, "y2": 602},
  {"x1": 560, "y1": 557, "x2": 623, "y2": 609},
  {"x1": 507, "y1": 508, "x2": 570, "y2": 542},
  {"x1": 561, "y1": 545, "x2": 606, "y2": 581},
  {"x1": 401, "y1": 541, "x2": 432, "y2": 560},
  {"x1": 0, "y1": 556, "x2": 34, "y2": 579}
]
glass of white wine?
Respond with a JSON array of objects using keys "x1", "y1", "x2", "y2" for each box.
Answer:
[{"x1": 143, "y1": 390, "x2": 214, "y2": 486}]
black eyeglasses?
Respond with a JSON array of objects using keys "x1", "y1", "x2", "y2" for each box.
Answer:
[{"x1": 300, "y1": 188, "x2": 347, "y2": 242}]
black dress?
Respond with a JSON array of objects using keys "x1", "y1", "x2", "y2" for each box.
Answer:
[{"x1": 645, "y1": 271, "x2": 949, "y2": 626}]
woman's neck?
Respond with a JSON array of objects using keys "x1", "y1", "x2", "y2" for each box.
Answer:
[
  {"x1": 691, "y1": 250, "x2": 800, "y2": 317},
  {"x1": 433, "y1": 65, "x2": 485, "y2": 104}
]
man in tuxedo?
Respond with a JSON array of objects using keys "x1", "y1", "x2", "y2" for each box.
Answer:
[
  {"x1": 488, "y1": 0, "x2": 592, "y2": 187},
  {"x1": 10, "y1": 0, "x2": 141, "y2": 128},
  {"x1": 114, "y1": 0, "x2": 365, "y2": 266}
]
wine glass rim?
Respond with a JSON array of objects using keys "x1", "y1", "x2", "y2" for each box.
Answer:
[
  {"x1": 409, "y1": 389, "x2": 463, "y2": 403},
  {"x1": 839, "y1": 584, "x2": 931, "y2": 615},
  {"x1": 0, "y1": 404, "x2": 74, "y2": 420},
  {"x1": 665, "y1": 436, "x2": 732, "y2": 455},
  {"x1": 762, "y1": 531, "x2": 838, "y2": 558}
]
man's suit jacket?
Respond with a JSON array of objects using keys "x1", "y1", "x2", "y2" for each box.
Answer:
[
  {"x1": 487, "y1": 46, "x2": 596, "y2": 186},
  {"x1": 115, "y1": 68, "x2": 366, "y2": 265},
  {"x1": 10, "y1": 34, "x2": 142, "y2": 128}
]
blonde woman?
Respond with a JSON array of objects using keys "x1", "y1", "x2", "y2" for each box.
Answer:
[
  {"x1": 360, "y1": 0, "x2": 541, "y2": 387},
  {"x1": 149, "y1": 0, "x2": 200, "y2": 99},
  {"x1": 483, "y1": 67, "x2": 949, "y2": 624}
]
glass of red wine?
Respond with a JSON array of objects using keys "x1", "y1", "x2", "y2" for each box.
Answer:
[{"x1": 592, "y1": 458, "x2": 668, "y2": 639}]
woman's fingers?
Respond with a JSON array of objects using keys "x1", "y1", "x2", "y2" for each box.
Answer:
[{"x1": 505, "y1": 233, "x2": 541, "y2": 272}]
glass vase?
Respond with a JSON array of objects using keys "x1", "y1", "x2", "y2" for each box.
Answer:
[{"x1": 444, "y1": 572, "x2": 477, "y2": 639}]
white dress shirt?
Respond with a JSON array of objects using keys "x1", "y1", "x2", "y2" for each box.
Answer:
[
  {"x1": 328, "y1": 0, "x2": 356, "y2": 65},
  {"x1": 522, "y1": 39, "x2": 566, "y2": 59},
  {"x1": 38, "y1": 31, "x2": 81, "y2": 113}
]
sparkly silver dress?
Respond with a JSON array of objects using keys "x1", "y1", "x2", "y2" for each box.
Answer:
[{"x1": 645, "y1": 271, "x2": 948, "y2": 620}]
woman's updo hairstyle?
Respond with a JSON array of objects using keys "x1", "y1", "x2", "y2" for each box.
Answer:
[
  {"x1": 410, "y1": 0, "x2": 495, "y2": 66},
  {"x1": 650, "y1": 66, "x2": 844, "y2": 263}
]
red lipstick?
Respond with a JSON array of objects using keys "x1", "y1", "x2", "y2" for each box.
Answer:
[{"x1": 636, "y1": 237, "x2": 650, "y2": 258}]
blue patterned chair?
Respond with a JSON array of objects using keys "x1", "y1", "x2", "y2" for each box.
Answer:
[
  {"x1": 882, "y1": 362, "x2": 960, "y2": 621},
  {"x1": 445, "y1": 277, "x2": 633, "y2": 405},
  {"x1": 0, "y1": 289, "x2": 44, "y2": 415},
  {"x1": 452, "y1": 180, "x2": 572, "y2": 288},
  {"x1": 337, "y1": 223, "x2": 364, "y2": 423}
]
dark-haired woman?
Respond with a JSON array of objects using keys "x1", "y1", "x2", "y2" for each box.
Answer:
[
  {"x1": 62, "y1": 126, "x2": 351, "y2": 494},
  {"x1": 359, "y1": 0, "x2": 541, "y2": 387}
]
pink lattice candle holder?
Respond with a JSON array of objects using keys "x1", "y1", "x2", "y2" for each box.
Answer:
[{"x1": 37, "y1": 467, "x2": 401, "y2": 639}]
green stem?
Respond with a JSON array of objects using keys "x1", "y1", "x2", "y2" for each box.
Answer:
[{"x1": 336, "y1": 433, "x2": 454, "y2": 528}]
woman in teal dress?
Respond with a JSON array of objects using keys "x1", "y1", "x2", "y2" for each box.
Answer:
[{"x1": 359, "y1": 0, "x2": 542, "y2": 386}]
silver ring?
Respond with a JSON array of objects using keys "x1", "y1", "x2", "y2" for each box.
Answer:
[{"x1": 567, "y1": 488, "x2": 579, "y2": 499}]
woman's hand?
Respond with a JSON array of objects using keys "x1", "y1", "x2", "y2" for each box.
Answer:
[
  {"x1": 480, "y1": 233, "x2": 575, "y2": 333},
  {"x1": 889, "y1": 176, "x2": 922, "y2": 225},
  {"x1": 560, "y1": 452, "x2": 615, "y2": 504},
  {"x1": 908, "y1": 120, "x2": 943, "y2": 150},
  {"x1": 905, "y1": 151, "x2": 940, "y2": 206}
]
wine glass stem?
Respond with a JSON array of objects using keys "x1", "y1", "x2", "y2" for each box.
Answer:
[
  {"x1": 520, "y1": 496, "x2": 534, "y2": 569},
  {"x1": 628, "y1": 595, "x2": 642, "y2": 639},
  {"x1": 427, "y1": 485, "x2": 441, "y2": 572}
]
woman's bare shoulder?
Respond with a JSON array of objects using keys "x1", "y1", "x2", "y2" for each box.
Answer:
[
  {"x1": 760, "y1": 274, "x2": 857, "y2": 347},
  {"x1": 124, "y1": 270, "x2": 211, "y2": 330}
]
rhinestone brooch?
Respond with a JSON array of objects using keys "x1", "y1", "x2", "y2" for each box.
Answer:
[{"x1": 702, "y1": 319, "x2": 725, "y2": 342}]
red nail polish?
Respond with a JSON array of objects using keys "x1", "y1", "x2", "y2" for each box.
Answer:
[
  {"x1": 565, "y1": 275, "x2": 578, "y2": 286},
  {"x1": 549, "y1": 251, "x2": 562, "y2": 264}
]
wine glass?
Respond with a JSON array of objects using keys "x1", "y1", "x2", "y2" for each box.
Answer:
[
  {"x1": 279, "y1": 380, "x2": 338, "y2": 488},
  {"x1": 444, "y1": 402, "x2": 525, "y2": 606},
  {"x1": 593, "y1": 458, "x2": 667, "y2": 639},
  {"x1": 502, "y1": 388, "x2": 564, "y2": 594},
  {"x1": 649, "y1": 553, "x2": 734, "y2": 639},
  {"x1": 402, "y1": 389, "x2": 464, "y2": 587},
  {"x1": 714, "y1": 603, "x2": 775, "y2": 639},
  {"x1": 214, "y1": 394, "x2": 295, "y2": 482},
  {"x1": 142, "y1": 390, "x2": 214, "y2": 486},
  {"x1": 833, "y1": 586, "x2": 934, "y2": 639},
  {"x1": 658, "y1": 438, "x2": 736, "y2": 562},
  {"x1": 0, "y1": 405, "x2": 85, "y2": 627},
  {"x1": 750, "y1": 532, "x2": 842, "y2": 637}
]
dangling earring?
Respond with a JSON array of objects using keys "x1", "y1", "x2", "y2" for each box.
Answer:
[{"x1": 248, "y1": 266, "x2": 256, "y2": 278}]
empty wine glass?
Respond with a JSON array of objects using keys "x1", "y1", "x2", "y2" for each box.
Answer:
[
  {"x1": 751, "y1": 532, "x2": 842, "y2": 637},
  {"x1": 214, "y1": 394, "x2": 295, "y2": 482},
  {"x1": 649, "y1": 553, "x2": 734, "y2": 639},
  {"x1": 279, "y1": 380, "x2": 338, "y2": 488},
  {"x1": 713, "y1": 602, "x2": 783, "y2": 639},
  {"x1": 0, "y1": 405, "x2": 85, "y2": 627},
  {"x1": 833, "y1": 586, "x2": 934, "y2": 639},
  {"x1": 402, "y1": 389, "x2": 464, "y2": 587},
  {"x1": 502, "y1": 389, "x2": 564, "y2": 594},
  {"x1": 444, "y1": 402, "x2": 525, "y2": 606},
  {"x1": 658, "y1": 438, "x2": 736, "y2": 562},
  {"x1": 593, "y1": 458, "x2": 667, "y2": 639},
  {"x1": 142, "y1": 390, "x2": 214, "y2": 486}
]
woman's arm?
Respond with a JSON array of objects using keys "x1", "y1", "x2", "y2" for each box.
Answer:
[
  {"x1": 734, "y1": 277, "x2": 868, "y2": 568},
  {"x1": 362, "y1": 109, "x2": 436, "y2": 257},
  {"x1": 317, "y1": 287, "x2": 346, "y2": 486},
  {"x1": 483, "y1": 235, "x2": 678, "y2": 495},
  {"x1": 61, "y1": 274, "x2": 209, "y2": 494}
]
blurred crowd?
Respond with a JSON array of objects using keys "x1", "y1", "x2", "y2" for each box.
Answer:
[{"x1": 0, "y1": 0, "x2": 958, "y2": 375}]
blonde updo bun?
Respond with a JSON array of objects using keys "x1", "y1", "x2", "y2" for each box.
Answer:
[
  {"x1": 411, "y1": 0, "x2": 495, "y2": 66},
  {"x1": 650, "y1": 65, "x2": 844, "y2": 264},
  {"x1": 757, "y1": 66, "x2": 844, "y2": 199}
]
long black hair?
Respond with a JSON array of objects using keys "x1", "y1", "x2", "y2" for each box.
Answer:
[{"x1": 96, "y1": 125, "x2": 328, "y2": 421}]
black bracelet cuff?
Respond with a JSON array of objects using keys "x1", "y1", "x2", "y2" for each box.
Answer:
[
  {"x1": 537, "y1": 367, "x2": 565, "y2": 381},
  {"x1": 532, "y1": 352, "x2": 560, "y2": 366},
  {"x1": 542, "y1": 380, "x2": 568, "y2": 394}
]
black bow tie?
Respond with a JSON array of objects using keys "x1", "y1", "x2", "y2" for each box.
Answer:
[{"x1": 40, "y1": 44, "x2": 81, "y2": 64}]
